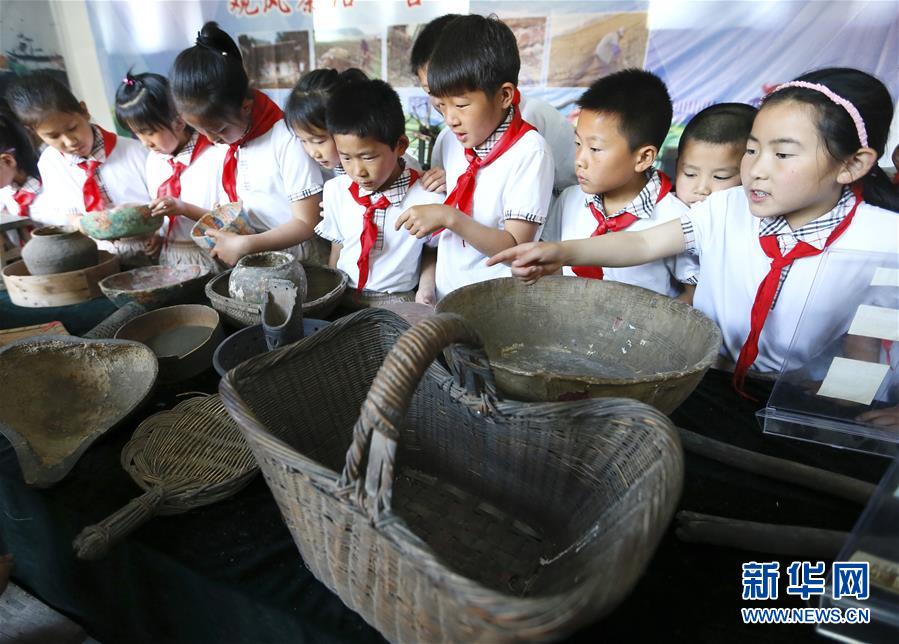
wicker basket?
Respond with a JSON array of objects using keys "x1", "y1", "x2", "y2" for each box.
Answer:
[
  {"x1": 220, "y1": 309, "x2": 683, "y2": 642},
  {"x1": 205, "y1": 264, "x2": 347, "y2": 326}
]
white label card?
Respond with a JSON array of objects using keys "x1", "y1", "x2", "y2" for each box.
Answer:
[
  {"x1": 817, "y1": 357, "x2": 889, "y2": 406},
  {"x1": 848, "y1": 305, "x2": 899, "y2": 342},
  {"x1": 871, "y1": 267, "x2": 899, "y2": 288}
]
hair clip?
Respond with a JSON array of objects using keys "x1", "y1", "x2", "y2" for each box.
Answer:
[{"x1": 122, "y1": 77, "x2": 135, "y2": 86}]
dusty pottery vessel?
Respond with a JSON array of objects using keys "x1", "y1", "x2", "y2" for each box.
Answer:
[
  {"x1": 228, "y1": 251, "x2": 307, "y2": 305},
  {"x1": 0, "y1": 336, "x2": 158, "y2": 487},
  {"x1": 99, "y1": 264, "x2": 212, "y2": 309},
  {"x1": 81, "y1": 203, "x2": 161, "y2": 240},
  {"x1": 21, "y1": 225, "x2": 99, "y2": 276}
]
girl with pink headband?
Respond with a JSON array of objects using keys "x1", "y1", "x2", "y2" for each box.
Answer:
[{"x1": 489, "y1": 67, "x2": 898, "y2": 404}]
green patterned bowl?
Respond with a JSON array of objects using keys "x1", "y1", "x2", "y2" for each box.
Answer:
[{"x1": 81, "y1": 204, "x2": 162, "y2": 240}]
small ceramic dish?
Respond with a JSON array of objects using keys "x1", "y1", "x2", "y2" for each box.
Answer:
[{"x1": 190, "y1": 202, "x2": 254, "y2": 250}]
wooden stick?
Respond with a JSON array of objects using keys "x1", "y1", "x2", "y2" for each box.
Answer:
[
  {"x1": 677, "y1": 427, "x2": 876, "y2": 505},
  {"x1": 676, "y1": 511, "x2": 848, "y2": 559}
]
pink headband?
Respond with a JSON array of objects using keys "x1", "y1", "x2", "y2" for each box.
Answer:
[{"x1": 773, "y1": 81, "x2": 868, "y2": 148}]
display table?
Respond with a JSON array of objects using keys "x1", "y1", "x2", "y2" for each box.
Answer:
[{"x1": 0, "y1": 297, "x2": 890, "y2": 643}]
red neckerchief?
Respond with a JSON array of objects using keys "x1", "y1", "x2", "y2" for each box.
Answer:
[
  {"x1": 435, "y1": 90, "x2": 535, "y2": 237},
  {"x1": 573, "y1": 172, "x2": 672, "y2": 279},
  {"x1": 349, "y1": 169, "x2": 420, "y2": 293},
  {"x1": 76, "y1": 127, "x2": 117, "y2": 212},
  {"x1": 222, "y1": 90, "x2": 283, "y2": 202},
  {"x1": 157, "y1": 134, "x2": 212, "y2": 246},
  {"x1": 12, "y1": 185, "x2": 38, "y2": 219},
  {"x1": 732, "y1": 183, "x2": 864, "y2": 398}
]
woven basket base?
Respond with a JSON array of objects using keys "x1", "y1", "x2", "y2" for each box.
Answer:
[{"x1": 394, "y1": 468, "x2": 548, "y2": 596}]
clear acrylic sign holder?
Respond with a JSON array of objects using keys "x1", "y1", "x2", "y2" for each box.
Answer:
[
  {"x1": 819, "y1": 451, "x2": 899, "y2": 642},
  {"x1": 757, "y1": 249, "x2": 899, "y2": 457}
]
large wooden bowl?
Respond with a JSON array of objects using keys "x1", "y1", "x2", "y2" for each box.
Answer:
[
  {"x1": 2, "y1": 251, "x2": 120, "y2": 307},
  {"x1": 0, "y1": 336, "x2": 158, "y2": 487},
  {"x1": 436, "y1": 277, "x2": 722, "y2": 413},
  {"x1": 99, "y1": 264, "x2": 213, "y2": 309}
]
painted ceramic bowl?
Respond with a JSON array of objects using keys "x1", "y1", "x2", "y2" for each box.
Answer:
[
  {"x1": 99, "y1": 264, "x2": 213, "y2": 309},
  {"x1": 81, "y1": 204, "x2": 161, "y2": 240},
  {"x1": 190, "y1": 202, "x2": 254, "y2": 250}
]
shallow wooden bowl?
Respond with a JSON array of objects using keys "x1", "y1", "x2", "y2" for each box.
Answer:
[
  {"x1": 115, "y1": 304, "x2": 223, "y2": 383},
  {"x1": 99, "y1": 264, "x2": 213, "y2": 309},
  {"x1": 436, "y1": 276, "x2": 722, "y2": 413},
  {"x1": 0, "y1": 336, "x2": 158, "y2": 487}
]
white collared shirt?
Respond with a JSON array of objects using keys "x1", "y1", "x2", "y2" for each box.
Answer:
[
  {"x1": 682, "y1": 186, "x2": 899, "y2": 373},
  {"x1": 434, "y1": 124, "x2": 554, "y2": 300},
  {"x1": 38, "y1": 128, "x2": 149, "y2": 219},
  {"x1": 145, "y1": 133, "x2": 228, "y2": 241},
  {"x1": 316, "y1": 169, "x2": 443, "y2": 293},
  {"x1": 557, "y1": 175, "x2": 692, "y2": 297},
  {"x1": 225, "y1": 120, "x2": 324, "y2": 232}
]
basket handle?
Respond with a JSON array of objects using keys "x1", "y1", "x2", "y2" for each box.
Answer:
[
  {"x1": 337, "y1": 313, "x2": 499, "y2": 523},
  {"x1": 72, "y1": 484, "x2": 178, "y2": 560}
]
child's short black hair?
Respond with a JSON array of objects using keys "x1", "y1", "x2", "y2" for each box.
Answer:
[
  {"x1": 5, "y1": 73, "x2": 84, "y2": 129},
  {"x1": 115, "y1": 70, "x2": 181, "y2": 133},
  {"x1": 677, "y1": 103, "x2": 757, "y2": 156},
  {"x1": 171, "y1": 21, "x2": 250, "y2": 122},
  {"x1": 409, "y1": 14, "x2": 461, "y2": 75},
  {"x1": 0, "y1": 100, "x2": 40, "y2": 179},
  {"x1": 578, "y1": 69, "x2": 672, "y2": 151},
  {"x1": 285, "y1": 68, "x2": 367, "y2": 134},
  {"x1": 326, "y1": 79, "x2": 405, "y2": 147},
  {"x1": 427, "y1": 15, "x2": 520, "y2": 98}
]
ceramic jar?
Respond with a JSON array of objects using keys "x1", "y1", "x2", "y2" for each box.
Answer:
[
  {"x1": 21, "y1": 226, "x2": 99, "y2": 275},
  {"x1": 228, "y1": 251, "x2": 307, "y2": 305}
]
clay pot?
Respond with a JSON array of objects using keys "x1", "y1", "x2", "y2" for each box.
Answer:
[
  {"x1": 228, "y1": 252, "x2": 307, "y2": 305},
  {"x1": 21, "y1": 226, "x2": 99, "y2": 276}
]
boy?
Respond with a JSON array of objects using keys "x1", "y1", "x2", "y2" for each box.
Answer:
[
  {"x1": 673, "y1": 102, "x2": 756, "y2": 300},
  {"x1": 396, "y1": 14, "x2": 555, "y2": 300},
  {"x1": 410, "y1": 13, "x2": 576, "y2": 227},
  {"x1": 554, "y1": 69, "x2": 694, "y2": 298},
  {"x1": 675, "y1": 102, "x2": 757, "y2": 207},
  {"x1": 316, "y1": 79, "x2": 444, "y2": 308}
]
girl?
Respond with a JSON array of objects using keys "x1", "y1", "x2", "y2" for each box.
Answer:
[
  {"x1": 0, "y1": 102, "x2": 53, "y2": 227},
  {"x1": 6, "y1": 73, "x2": 152, "y2": 267},
  {"x1": 115, "y1": 71, "x2": 225, "y2": 273},
  {"x1": 171, "y1": 21, "x2": 325, "y2": 267},
  {"x1": 489, "y1": 68, "x2": 899, "y2": 396},
  {"x1": 285, "y1": 68, "x2": 367, "y2": 182}
]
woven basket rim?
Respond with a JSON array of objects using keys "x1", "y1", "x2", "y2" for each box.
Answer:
[{"x1": 205, "y1": 265, "x2": 348, "y2": 314}]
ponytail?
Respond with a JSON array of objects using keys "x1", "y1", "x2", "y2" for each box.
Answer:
[
  {"x1": 171, "y1": 21, "x2": 250, "y2": 122},
  {"x1": 114, "y1": 69, "x2": 181, "y2": 134},
  {"x1": 285, "y1": 67, "x2": 367, "y2": 133},
  {"x1": 0, "y1": 99, "x2": 40, "y2": 180}
]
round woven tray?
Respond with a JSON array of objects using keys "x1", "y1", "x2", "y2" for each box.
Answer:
[
  {"x1": 205, "y1": 264, "x2": 347, "y2": 327},
  {"x1": 73, "y1": 394, "x2": 258, "y2": 560}
]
